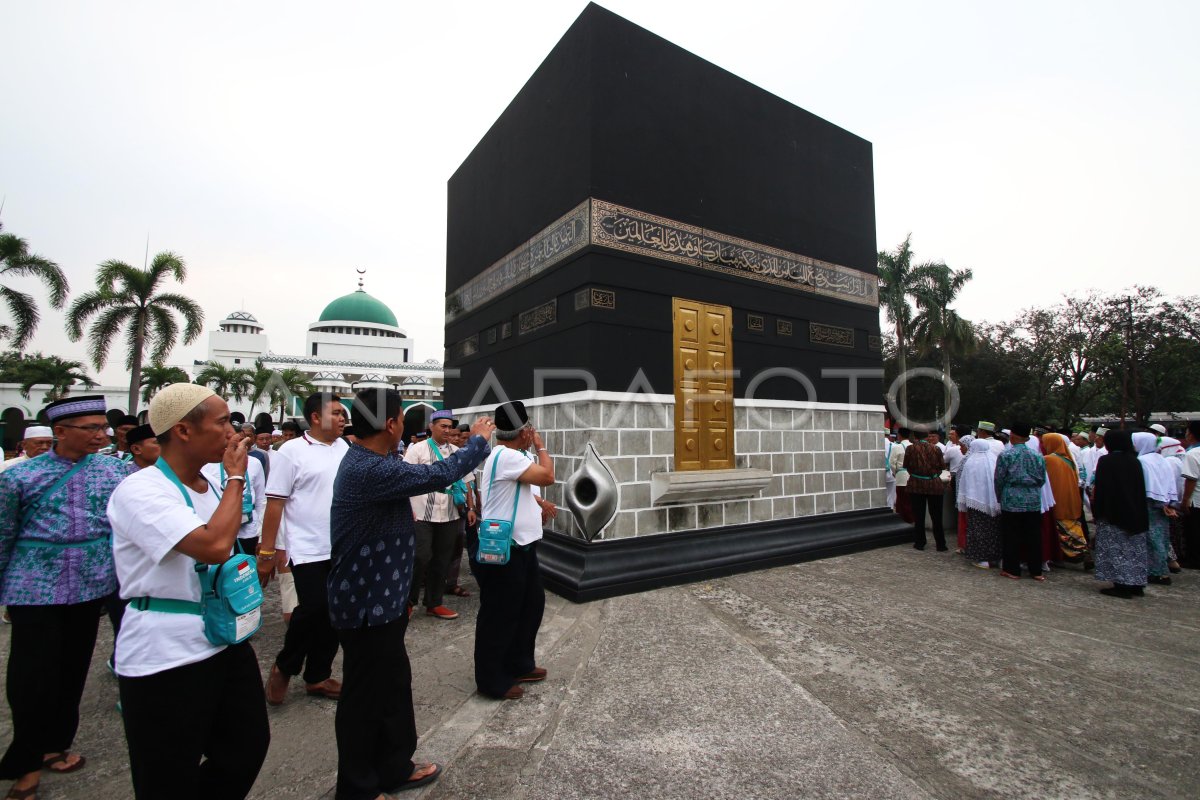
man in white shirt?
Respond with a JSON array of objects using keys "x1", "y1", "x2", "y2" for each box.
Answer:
[
  {"x1": 1179, "y1": 420, "x2": 1200, "y2": 568},
  {"x1": 471, "y1": 401, "x2": 555, "y2": 700},
  {"x1": 107, "y1": 383, "x2": 268, "y2": 799},
  {"x1": 403, "y1": 409, "x2": 468, "y2": 620},
  {"x1": 888, "y1": 428, "x2": 913, "y2": 523},
  {"x1": 257, "y1": 393, "x2": 349, "y2": 705},
  {"x1": 202, "y1": 447, "x2": 266, "y2": 557}
]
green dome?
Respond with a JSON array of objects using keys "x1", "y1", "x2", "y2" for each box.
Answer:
[{"x1": 318, "y1": 290, "x2": 399, "y2": 327}]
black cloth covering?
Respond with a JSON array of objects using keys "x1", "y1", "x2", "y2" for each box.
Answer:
[{"x1": 1092, "y1": 431, "x2": 1149, "y2": 535}]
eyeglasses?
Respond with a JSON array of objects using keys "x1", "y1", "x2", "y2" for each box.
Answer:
[{"x1": 57, "y1": 424, "x2": 108, "y2": 434}]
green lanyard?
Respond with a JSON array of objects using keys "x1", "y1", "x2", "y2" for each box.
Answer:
[{"x1": 155, "y1": 458, "x2": 220, "y2": 509}]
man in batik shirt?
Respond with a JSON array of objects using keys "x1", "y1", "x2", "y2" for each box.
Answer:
[
  {"x1": 0, "y1": 396, "x2": 128, "y2": 799},
  {"x1": 994, "y1": 422, "x2": 1048, "y2": 581}
]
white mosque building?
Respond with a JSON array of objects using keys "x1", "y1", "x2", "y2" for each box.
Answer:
[
  {"x1": 202, "y1": 276, "x2": 444, "y2": 418},
  {"x1": 1, "y1": 277, "x2": 442, "y2": 451}
]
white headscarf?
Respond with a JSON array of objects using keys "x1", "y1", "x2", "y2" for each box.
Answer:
[
  {"x1": 958, "y1": 438, "x2": 1001, "y2": 516},
  {"x1": 1157, "y1": 436, "x2": 1184, "y2": 458},
  {"x1": 1132, "y1": 431, "x2": 1179, "y2": 503}
]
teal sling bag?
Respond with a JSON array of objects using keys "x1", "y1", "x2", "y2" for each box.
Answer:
[
  {"x1": 129, "y1": 459, "x2": 264, "y2": 646},
  {"x1": 475, "y1": 453, "x2": 521, "y2": 566},
  {"x1": 427, "y1": 439, "x2": 469, "y2": 508}
]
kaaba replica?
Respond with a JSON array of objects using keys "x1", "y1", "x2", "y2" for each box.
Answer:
[{"x1": 445, "y1": 3, "x2": 908, "y2": 600}]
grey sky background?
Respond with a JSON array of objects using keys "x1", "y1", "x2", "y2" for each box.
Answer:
[{"x1": 2, "y1": 1, "x2": 1196, "y2": 385}]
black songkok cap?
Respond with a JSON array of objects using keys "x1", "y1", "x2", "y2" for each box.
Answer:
[
  {"x1": 117, "y1": 415, "x2": 139, "y2": 428},
  {"x1": 495, "y1": 401, "x2": 529, "y2": 432},
  {"x1": 230, "y1": 412, "x2": 246, "y2": 425},
  {"x1": 1010, "y1": 422, "x2": 1032, "y2": 437},
  {"x1": 126, "y1": 424, "x2": 156, "y2": 446},
  {"x1": 255, "y1": 421, "x2": 274, "y2": 435}
]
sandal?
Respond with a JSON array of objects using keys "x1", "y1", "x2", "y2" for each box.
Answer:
[
  {"x1": 41, "y1": 753, "x2": 86, "y2": 774},
  {"x1": 447, "y1": 585, "x2": 471, "y2": 597},
  {"x1": 387, "y1": 762, "x2": 442, "y2": 792},
  {"x1": 5, "y1": 786, "x2": 37, "y2": 800}
]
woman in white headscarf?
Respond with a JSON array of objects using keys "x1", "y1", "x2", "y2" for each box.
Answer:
[
  {"x1": 1132, "y1": 431, "x2": 1179, "y2": 585},
  {"x1": 958, "y1": 438, "x2": 1001, "y2": 568}
]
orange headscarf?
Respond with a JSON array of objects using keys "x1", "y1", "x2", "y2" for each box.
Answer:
[{"x1": 1041, "y1": 433, "x2": 1082, "y2": 521}]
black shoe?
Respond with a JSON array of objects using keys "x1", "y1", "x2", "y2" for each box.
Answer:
[
  {"x1": 1148, "y1": 576, "x2": 1171, "y2": 585},
  {"x1": 913, "y1": 544, "x2": 925, "y2": 551},
  {"x1": 1100, "y1": 586, "x2": 1133, "y2": 599},
  {"x1": 1131, "y1": 586, "x2": 1145, "y2": 596},
  {"x1": 935, "y1": 545, "x2": 949, "y2": 552}
]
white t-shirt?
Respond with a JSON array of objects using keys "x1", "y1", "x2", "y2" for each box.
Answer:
[
  {"x1": 107, "y1": 466, "x2": 225, "y2": 677},
  {"x1": 480, "y1": 447, "x2": 543, "y2": 546},
  {"x1": 943, "y1": 443, "x2": 964, "y2": 474},
  {"x1": 1181, "y1": 447, "x2": 1200, "y2": 508},
  {"x1": 265, "y1": 433, "x2": 348, "y2": 564},
  {"x1": 202, "y1": 456, "x2": 266, "y2": 546}
]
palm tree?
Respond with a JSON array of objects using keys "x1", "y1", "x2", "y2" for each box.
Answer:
[
  {"x1": 194, "y1": 361, "x2": 252, "y2": 402},
  {"x1": 272, "y1": 368, "x2": 315, "y2": 422},
  {"x1": 140, "y1": 363, "x2": 191, "y2": 404},
  {"x1": 246, "y1": 360, "x2": 279, "y2": 418},
  {"x1": 65, "y1": 252, "x2": 204, "y2": 416},
  {"x1": 17, "y1": 355, "x2": 97, "y2": 403},
  {"x1": 0, "y1": 222, "x2": 69, "y2": 349},
  {"x1": 877, "y1": 234, "x2": 944, "y2": 418},
  {"x1": 911, "y1": 266, "x2": 976, "y2": 417}
]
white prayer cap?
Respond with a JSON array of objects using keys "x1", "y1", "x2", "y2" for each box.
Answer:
[
  {"x1": 150, "y1": 383, "x2": 217, "y2": 435},
  {"x1": 23, "y1": 426, "x2": 52, "y2": 439},
  {"x1": 1149, "y1": 423, "x2": 1167, "y2": 435},
  {"x1": 1096, "y1": 426, "x2": 1110, "y2": 436}
]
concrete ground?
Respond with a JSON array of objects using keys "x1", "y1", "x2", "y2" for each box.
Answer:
[{"x1": 2, "y1": 544, "x2": 1196, "y2": 799}]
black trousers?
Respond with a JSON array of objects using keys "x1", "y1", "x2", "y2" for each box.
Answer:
[
  {"x1": 119, "y1": 642, "x2": 269, "y2": 800},
  {"x1": 0, "y1": 598, "x2": 103, "y2": 778},
  {"x1": 275, "y1": 559, "x2": 339, "y2": 684},
  {"x1": 1002, "y1": 510, "x2": 1044, "y2": 577},
  {"x1": 909, "y1": 492, "x2": 946, "y2": 549},
  {"x1": 445, "y1": 522, "x2": 470, "y2": 589},
  {"x1": 1182, "y1": 509, "x2": 1200, "y2": 567},
  {"x1": 469, "y1": 542, "x2": 545, "y2": 698},
  {"x1": 334, "y1": 616, "x2": 416, "y2": 800},
  {"x1": 409, "y1": 519, "x2": 461, "y2": 609},
  {"x1": 104, "y1": 590, "x2": 128, "y2": 667}
]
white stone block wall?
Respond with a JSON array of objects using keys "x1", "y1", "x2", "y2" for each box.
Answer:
[{"x1": 481, "y1": 395, "x2": 889, "y2": 540}]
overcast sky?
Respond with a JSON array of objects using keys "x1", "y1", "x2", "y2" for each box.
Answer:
[{"x1": 2, "y1": 0, "x2": 1196, "y2": 385}]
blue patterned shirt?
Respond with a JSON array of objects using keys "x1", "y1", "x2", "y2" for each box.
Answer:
[
  {"x1": 328, "y1": 435, "x2": 490, "y2": 629},
  {"x1": 993, "y1": 443, "x2": 1047, "y2": 513},
  {"x1": 0, "y1": 450, "x2": 127, "y2": 605}
]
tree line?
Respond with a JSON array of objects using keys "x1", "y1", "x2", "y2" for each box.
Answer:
[
  {"x1": 878, "y1": 235, "x2": 1199, "y2": 430},
  {"x1": 0, "y1": 220, "x2": 313, "y2": 418}
]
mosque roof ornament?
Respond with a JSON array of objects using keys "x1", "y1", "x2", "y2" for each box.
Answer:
[{"x1": 317, "y1": 270, "x2": 399, "y2": 327}]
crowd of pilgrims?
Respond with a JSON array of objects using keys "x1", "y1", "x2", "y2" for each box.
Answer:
[
  {"x1": 885, "y1": 419, "x2": 1200, "y2": 597},
  {"x1": 0, "y1": 388, "x2": 558, "y2": 800}
]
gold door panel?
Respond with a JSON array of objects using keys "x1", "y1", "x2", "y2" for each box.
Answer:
[{"x1": 673, "y1": 297, "x2": 734, "y2": 471}]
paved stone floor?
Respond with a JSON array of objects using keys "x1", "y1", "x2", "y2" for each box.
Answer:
[{"x1": 2, "y1": 544, "x2": 1197, "y2": 799}]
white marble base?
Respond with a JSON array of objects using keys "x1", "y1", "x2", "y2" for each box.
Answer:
[{"x1": 454, "y1": 391, "x2": 888, "y2": 540}]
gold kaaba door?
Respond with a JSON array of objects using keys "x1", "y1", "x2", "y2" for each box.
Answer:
[{"x1": 673, "y1": 297, "x2": 734, "y2": 471}]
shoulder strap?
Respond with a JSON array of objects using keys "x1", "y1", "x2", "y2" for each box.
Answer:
[
  {"x1": 486, "y1": 450, "x2": 523, "y2": 526},
  {"x1": 156, "y1": 458, "x2": 221, "y2": 511},
  {"x1": 21, "y1": 455, "x2": 92, "y2": 529}
]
